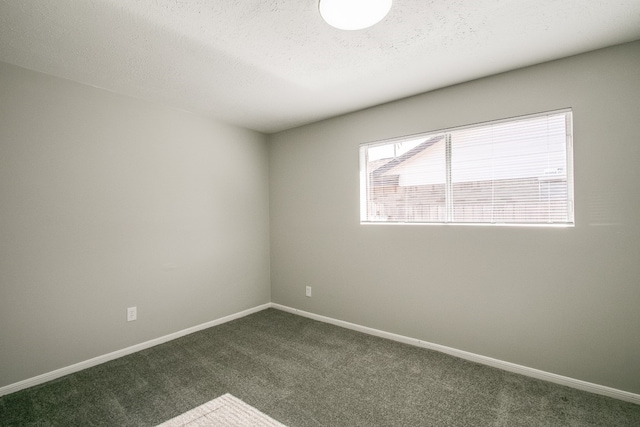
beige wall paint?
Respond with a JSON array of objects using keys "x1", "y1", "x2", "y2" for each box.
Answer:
[
  {"x1": 269, "y1": 41, "x2": 640, "y2": 394},
  {"x1": 0, "y1": 62, "x2": 271, "y2": 388}
]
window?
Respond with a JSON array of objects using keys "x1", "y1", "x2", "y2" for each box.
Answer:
[{"x1": 360, "y1": 110, "x2": 574, "y2": 226}]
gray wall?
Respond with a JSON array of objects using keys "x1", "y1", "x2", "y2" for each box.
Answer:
[
  {"x1": 269, "y1": 41, "x2": 640, "y2": 394},
  {"x1": 0, "y1": 62, "x2": 271, "y2": 388}
]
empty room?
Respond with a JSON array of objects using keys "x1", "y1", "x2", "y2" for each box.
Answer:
[{"x1": 1, "y1": 0, "x2": 639, "y2": 425}]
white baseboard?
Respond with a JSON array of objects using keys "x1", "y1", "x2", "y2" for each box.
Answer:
[
  {"x1": 271, "y1": 303, "x2": 640, "y2": 405},
  {"x1": 3, "y1": 302, "x2": 638, "y2": 406},
  {"x1": 0, "y1": 303, "x2": 271, "y2": 397}
]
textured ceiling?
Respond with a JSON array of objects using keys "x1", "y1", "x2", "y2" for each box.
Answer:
[{"x1": 1, "y1": 0, "x2": 639, "y2": 133}]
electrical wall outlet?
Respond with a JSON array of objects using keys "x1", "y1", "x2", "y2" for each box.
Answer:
[
  {"x1": 127, "y1": 306, "x2": 137, "y2": 322},
  {"x1": 306, "y1": 286, "x2": 312, "y2": 297}
]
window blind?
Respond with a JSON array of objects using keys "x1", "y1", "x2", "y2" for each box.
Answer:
[{"x1": 360, "y1": 110, "x2": 574, "y2": 226}]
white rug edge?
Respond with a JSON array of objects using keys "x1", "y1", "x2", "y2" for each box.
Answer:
[{"x1": 156, "y1": 393, "x2": 286, "y2": 427}]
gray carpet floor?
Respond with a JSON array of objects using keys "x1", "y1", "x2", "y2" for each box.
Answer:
[{"x1": 1, "y1": 308, "x2": 639, "y2": 426}]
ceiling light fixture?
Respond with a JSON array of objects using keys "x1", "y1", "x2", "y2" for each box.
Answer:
[{"x1": 319, "y1": 0, "x2": 393, "y2": 31}]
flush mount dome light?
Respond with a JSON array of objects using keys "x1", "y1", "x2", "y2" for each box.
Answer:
[{"x1": 319, "y1": 0, "x2": 392, "y2": 31}]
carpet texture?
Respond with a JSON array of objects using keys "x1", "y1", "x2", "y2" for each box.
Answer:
[
  {"x1": 156, "y1": 393, "x2": 286, "y2": 427},
  {"x1": 1, "y1": 308, "x2": 639, "y2": 426}
]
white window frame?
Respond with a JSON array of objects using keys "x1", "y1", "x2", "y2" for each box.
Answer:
[{"x1": 359, "y1": 109, "x2": 574, "y2": 227}]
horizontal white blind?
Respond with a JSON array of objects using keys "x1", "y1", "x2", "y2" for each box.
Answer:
[{"x1": 360, "y1": 110, "x2": 574, "y2": 225}]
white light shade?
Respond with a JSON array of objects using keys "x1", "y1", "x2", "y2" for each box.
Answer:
[{"x1": 319, "y1": 0, "x2": 393, "y2": 31}]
